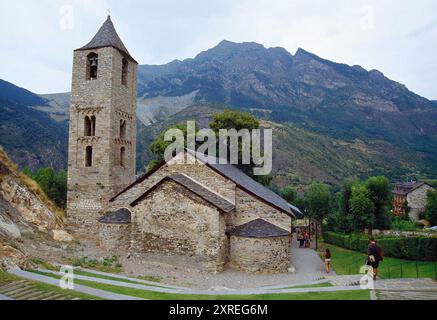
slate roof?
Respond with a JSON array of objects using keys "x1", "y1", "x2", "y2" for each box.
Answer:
[
  {"x1": 393, "y1": 182, "x2": 432, "y2": 196},
  {"x1": 111, "y1": 149, "x2": 299, "y2": 218},
  {"x1": 76, "y1": 16, "x2": 137, "y2": 63},
  {"x1": 98, "y1": 208, "x2": 131, "y2": 224},
  {"x1": 130, "y1": 173, "x2": 235, "y2": 213},
  {"x1": 187, "y1": 149, "x2": 296, "y2": 218},
  {"x1": 226, "y1": 219, "x2": 290, "y2": 238},
  {"x1": 289, "y1": 203, "x2": 304, "y2": 218}
]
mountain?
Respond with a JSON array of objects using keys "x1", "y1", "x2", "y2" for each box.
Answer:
[
  {"x1": 137, "y1": 41, "x2": 437, "y2": 175},
  {"x1": 0, "y1": 79, "x2": 68, "y2": 171},
  {"x1": 1, "y1": 40, "x2": 437, "y2": 185},
  {"x1": 137, "y1": 103, "x2": 426, "y2": 187}
]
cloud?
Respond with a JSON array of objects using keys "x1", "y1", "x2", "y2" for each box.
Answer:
[{"x1": 0, "y1": 0, "x2": 436, "y2": 99}]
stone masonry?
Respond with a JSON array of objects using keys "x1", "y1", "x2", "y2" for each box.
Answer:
[
  {"x1": 67, "y1": 18, "x2": 138, "y2": 229},
  {"x1": 67, "y1": 17, "x2": 296, "y2": 274}
]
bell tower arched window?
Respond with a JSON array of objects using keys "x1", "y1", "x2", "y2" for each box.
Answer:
[
  {"x1": 120, "y1": 119, "x2": 126, "y2": 139},
  {"x1": 90, "y1": 115, "x2": 96, "y2": 136},
  {"x1": 84, "y1": 116, "x2": 96, "y2": 136},
  {"x1": 84, "y1": 116, "x2": 91, "y2": 136},
  {"x1": 85, "y1": 146, "x2": 93, "y2": 167},
  {"x1": 121, "y1": 58, "x2": 128, "y2": 85},
  {"x1": 86, "y1": 53, "x2": 98, "y2": 80},
  {"x1": 120, "y1": 147, "x2": 126, "y2": 167}
]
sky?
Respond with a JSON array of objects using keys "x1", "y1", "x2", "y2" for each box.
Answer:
[{"x1": 0, "y1": 0, "x2": 436, "y2": 99}]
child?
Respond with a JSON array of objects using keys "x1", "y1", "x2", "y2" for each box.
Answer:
[{"x1": 324, "y1": 248, "x2": 332, "y2": 273}]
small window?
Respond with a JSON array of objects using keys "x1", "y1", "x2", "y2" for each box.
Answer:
[
  {"x1": 90, "y1": 115, "x2": 96, "y2": 136},
  {"x1": 121, "y1": 58, "x2": 128, "y2": 85},
  {"x1": 84, "y1": 116, "x2": 91, "y2": 136},
  {"x1": 120, "y1": 119, "x2": 126, "y2": 139},
  {"x1": 120, "y1": 147, "x2": 125, "y2": 167},
  {"x1": 85, "y1": 146, "x2": 93, "y2": 167},
  {"x1": 87, "y1": 53, "x2": 98, "y2": 80}
]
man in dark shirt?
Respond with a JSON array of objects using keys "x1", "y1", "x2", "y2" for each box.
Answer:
[{"x1": 367, "y1": 237, "x2": 383, "y2": 280}]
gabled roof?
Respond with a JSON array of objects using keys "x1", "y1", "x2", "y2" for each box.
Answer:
[
  {"x1": 76, "y1": 16, "x2": 137, "y2": 63},
  {"x1": 111, "y1": 149, "x2": 297, "y2": 218},
  {"x1": 186, "y1": 150, "x2": 296, "y2": 218},
  {"x1": 393, "y1": 181, "x2": 433, "y2": 196},
  {"x1": 98, "y1": 208, "x2": 131, "y2": 224},
  {"x1": 289, "y1": 203, "x2": 304, "y2": 218},
  {"x1": 226, "y1": 219, "x2": 290, "y2": 238},
  {"x1": 130, "y1": 173, "x2": 235, "y2": 213}
]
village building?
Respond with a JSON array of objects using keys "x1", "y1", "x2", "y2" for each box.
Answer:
[
  {"x1": 392, "y1": 181, "x2": 434, "y2": 220},
  {"x1": 67, "y1": 16, "x2": 299, "y2": 274}
]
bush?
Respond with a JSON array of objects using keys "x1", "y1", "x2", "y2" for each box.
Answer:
[
  {"x1": 391, "y1": 217, "x2": 421, "y2": 231},
  {"x1": 323, "y1": 231, "x2": 437, "y2": 261}
]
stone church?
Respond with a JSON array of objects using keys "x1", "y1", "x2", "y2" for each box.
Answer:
[{"x1": 67, "y1": 16, "x2": 299, "y2": 274}]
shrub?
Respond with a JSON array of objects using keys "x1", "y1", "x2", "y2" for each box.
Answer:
[
  {"x1": 391, "y1": 217, "x2": 421, "y2": 231},
  {"x1": 323, "y1": 231, "x2": 437, "y2": 261}
]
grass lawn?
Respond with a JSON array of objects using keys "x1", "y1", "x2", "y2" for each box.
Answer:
[
  {"x1": 283, "y1": 282, "x2": 333, "y2": 289},
  {"x1": 71, "y1": 269, "x2": 166, "y2": 288},
  {"x1": 0, "y1": 269, "x2": 21, "y2": 285},
  {"x1": 318, "y1": 242, "x2": 437, "y2": 279},
  {"x1": 29, "y1": 270, "x2": 369, "y2": 300}
]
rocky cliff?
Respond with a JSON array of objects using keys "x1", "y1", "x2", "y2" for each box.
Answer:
[{"x1": 0, "y1": 147, "x2": 70, "y2": 269}]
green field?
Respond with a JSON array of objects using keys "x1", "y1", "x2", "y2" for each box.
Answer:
[{"x1": 319, "y1": 242, "x2": 437, "y2": 279}]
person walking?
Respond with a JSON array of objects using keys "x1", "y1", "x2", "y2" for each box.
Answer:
[
  {"x1": 324, "y1": 248, "x2": 332, "y2": 273},
  {"x1": 367, "y1": 237, "x2": 383, "y2": 280}
]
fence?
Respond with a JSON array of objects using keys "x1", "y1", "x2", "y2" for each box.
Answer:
[{"x1": 346, "y1": 256, "x2": 437, "y2": 280}]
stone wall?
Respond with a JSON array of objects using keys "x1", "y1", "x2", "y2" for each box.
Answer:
[
  {"x1": 111, "y1": 153, "x2": 236, "y2": 209},
  {"x1": 226, "y1": 188, "x2": 292, "y2": 232},
  {"x1": 130, "y1": 180, "x2": 227, "y2": 272},
  {"x1": 407, "y1": 184, "x2": 434, "y2": 220},
  {"x1": 67, "y1": 45, "x2": 137, "y2": 230},
  {"x1": 229, "y1": 235, "x2": 291, "y2": 273},
  {"x1": 99, "y1": 223, "x2": 131, "y2": 252}
]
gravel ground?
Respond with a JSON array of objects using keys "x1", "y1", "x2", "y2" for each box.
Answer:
[{"x1": 35, "y1": 230, "x2": 329, "y2": 290}]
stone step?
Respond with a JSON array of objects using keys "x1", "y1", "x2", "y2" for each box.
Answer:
[
  {"x1": 27, "y1": 291, "x2": 57, "y2": 300},
  {"x1": 1, "y1": 285, "x2": 33, "y2": 296},
  {"x1": 18, "y1": 290, "x2": 51, "y2": 300},
  {"x1": 0, "y1": 280, "x2": 28, "y2": 292},
  {"x1": 42, "y1": 294, "x2": 64, "y2": 300},
  {"x1": 10, "y1": 288, "x2": 40, "y2": 299}
]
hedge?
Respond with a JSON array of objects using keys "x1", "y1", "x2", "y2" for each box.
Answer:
[{"x1": 323, "y1": 232, "x2": 437, "y2": 261}]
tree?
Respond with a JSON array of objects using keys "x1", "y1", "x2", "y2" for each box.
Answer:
[
  {"x1": 305, "y1": 182, "x2": 331, "y2": 247},
  {"x1": 23, "y1": 167, "x2": 67, "y2": 208},
  {"x1": 209, "y1": 109, "x2": 260, "y2": 133},
  {"x1": 401, "y1": 200, "x2": 411, "y2": 221},
  {"x1": 423, "y1": 189, "x2": 437, "y2": 226},
  {"x1": 280, "y1": 186, "x2": 297, "y2": 203},
  {"x1": 148, "y1": 109, "x2": 272, "y2": 185},
  {"x1": 366, "y1": 176, "x2": 391, "y2": 230},
  {"x1": 305, "y1": 182, "x2": 331, "y2": 222},
  {"x1": 349, "y1": 183, "x2": 374, "y2": 233},
  {"x1": 148, "y1": 122, "x2": 199, "y2": 170},
  {"x1": 210, "y1": 109, "x2": 271, "y2": 185}
]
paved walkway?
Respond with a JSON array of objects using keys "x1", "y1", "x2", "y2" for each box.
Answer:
[
  {"x1": 0, "y1": 293, "x2": 13, "y2": 300},
  {"x1": 33, "y1": 268, "x2": 365, "y2": 295},
  {"x1": 291, "y1": 237, "x2": 335, "y2": 281}
]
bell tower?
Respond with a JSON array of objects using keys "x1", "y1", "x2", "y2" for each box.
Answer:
[{"x1": 67, "y1": 16, "x2": 138, "y2": 227}]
